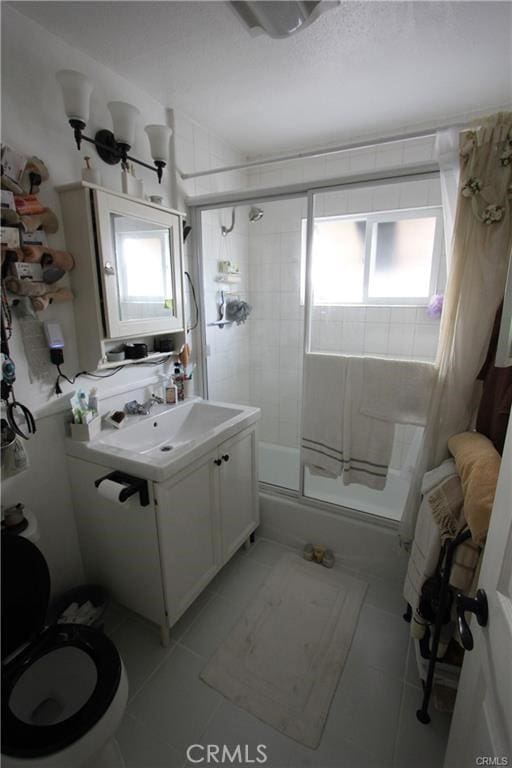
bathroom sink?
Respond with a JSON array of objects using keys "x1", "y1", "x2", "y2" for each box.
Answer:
[{"x1": 66, "y1": 397, "x2": 260, "y2": 482}]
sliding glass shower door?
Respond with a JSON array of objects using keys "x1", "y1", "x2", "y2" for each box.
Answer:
[
  {"x1": 200, "y1": 196, "x2": 307, "y2": 491},
  {"x1": 303, "y1": 178, "x2": 444, "y2": 520},
  {"x1": 198, "y1": 171, "x2": 444, "y2": 520}
]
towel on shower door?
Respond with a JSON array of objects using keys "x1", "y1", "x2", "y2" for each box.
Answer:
[
  {"x1": 301, "y1": 354, "x2": 395, "y2": 488},
  {"x1": 360, "y1": 357, "x2": 437, "y2": 426},
  {"x1": 342, "y1": 356, "x2": 394, "y2": 490},
  {"x1": 301, "y1": 354, "x2": 347, "y2": 477}
]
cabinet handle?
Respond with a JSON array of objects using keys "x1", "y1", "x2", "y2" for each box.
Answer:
[
  {"x1": 222, "y1": 454, "x2": 230, "y2": 462},
  {"x1": 214, "y1": 458, "x2": 222, "y2": 466}
]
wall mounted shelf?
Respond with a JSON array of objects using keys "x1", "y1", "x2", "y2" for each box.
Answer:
[
  {"x1": 100, "y1": 350, "x2": 179, "y2": 370},
  {"x1": 215, "y1": 274, "x2": 242, "y2": 284}
]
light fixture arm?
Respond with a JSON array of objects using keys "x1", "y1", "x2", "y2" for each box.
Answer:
[{"x1": 68, "y1": 119, "x2": 166, "y2": 183}]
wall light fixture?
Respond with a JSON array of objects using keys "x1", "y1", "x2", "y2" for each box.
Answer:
[{"x1": 56, "y1": 70, "x2": 172, "y2": 183}]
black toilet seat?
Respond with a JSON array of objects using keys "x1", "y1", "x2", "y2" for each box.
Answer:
[{"x1": 2, "y1": 623, "x2": 122, "y2": 759}]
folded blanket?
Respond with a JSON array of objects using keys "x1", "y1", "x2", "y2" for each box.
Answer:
[
  {"x1": 427, "y1": 475, "x2": 464, "y2": 543},
  {"x1": 450, "y1": 532, "x2": 481, "y2": 593},
  {"x1": 421, "y1": 458, "x2": 458, "y2": 495},
  {"x1": 360, "y1": 357, "x2": 437, "y2": 426},
  {"x1": 403, "y1": 495, "x2": 442, "y2": 612},
  {"x1": 448, "y1": 432, "x2": 501, "y2": 544}
]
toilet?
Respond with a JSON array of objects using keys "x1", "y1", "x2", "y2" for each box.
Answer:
[{"x1": 1, "y1": 532, "x2": 128, "y2": 767}]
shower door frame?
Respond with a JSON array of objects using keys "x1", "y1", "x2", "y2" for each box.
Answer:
[{"x1": 188, "y1": 163, "x2": 440, "y2": 527}]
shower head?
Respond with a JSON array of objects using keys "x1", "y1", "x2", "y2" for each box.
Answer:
[{"x1": 249, "y1": 206, "x2": 264, "y2": 223}]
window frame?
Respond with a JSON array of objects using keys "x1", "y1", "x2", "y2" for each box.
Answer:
[{"x1": 301, "y1": 205, "x2": 444, "y2": 307}]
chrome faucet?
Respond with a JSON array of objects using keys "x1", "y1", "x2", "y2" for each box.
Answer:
[
  {"x1": 124, "y1": 394, "x2": 163, "y2": 416},
  {"x1": 143, "y1": 394, "x2": 164, "y2": 412}
]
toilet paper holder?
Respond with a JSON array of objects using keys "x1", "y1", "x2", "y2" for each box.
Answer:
[{"x1": 94, "y1": 471, "x2": 150, "y2": 507}]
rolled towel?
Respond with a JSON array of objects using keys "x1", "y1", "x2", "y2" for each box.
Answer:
[{"x1": 448, "y1": 431, "x2": 501, "y2": 545}]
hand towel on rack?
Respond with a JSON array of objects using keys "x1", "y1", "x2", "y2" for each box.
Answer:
[
  {"x1": 360, "y1": 358, "x2": 437, "y2": 426},
  {"x1": 301, "y1": 354, "x2": 347, "y2": 478},
  {"x1": 342, "y1": 356, "x2": 395, "y2": 490}
]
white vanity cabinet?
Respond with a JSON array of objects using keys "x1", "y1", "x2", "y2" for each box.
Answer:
[
  {"x1": 57, "y1": 182, "x2": 186, "y2": 371},
  {"x1": 66, "y1": 422, "x2": 259, "y2": 636},
  {"x1": 154, "y1": 426, "x2": 259, "y2": 624}
]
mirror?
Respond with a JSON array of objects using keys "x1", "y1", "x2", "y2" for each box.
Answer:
[{"x1": 111, "y1": 214, "x2": 175, "y2": 324}]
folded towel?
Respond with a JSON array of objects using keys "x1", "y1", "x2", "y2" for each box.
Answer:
[
  {"x1": 403, "y1": 459, "x2": 460, "y2": 614},
  {"x1": 450, "y1": 532, "x2": 481, "y2": 593},
  {"x1": 360, "y1": 358, "x2": 436, "y2": 426},
  {"x1": 403, "y1": 495, "x2": 442, "y2": 611},
  {"x1": 301, "y1": 354, "x2": 347, "y2": 478},
  {"x1": 342, "y1": 356, "x2": 394, "y2": 490},
  {"x1": 427, "y1": 475, "x2": 464, "y2": 543},
  {"x1": 448, "y1": 431, "x2": 501, "y2": 544},
  {"x1": 421, "y1": 458, "x2": 458, "y2": 495}
]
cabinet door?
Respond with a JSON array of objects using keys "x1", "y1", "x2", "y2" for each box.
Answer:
[
  {"x1": 67, "y1": 457, "x2": 166, "y2": 626},
  {"x1": 219, "y1": 428, "x2": 259, "y2": 562},
  {"x1": 155, "y1": 452, "x2": 220, "y2": 626},
  {"x1": 94, "y1": 190, "x2": 184, "y2": 338}
]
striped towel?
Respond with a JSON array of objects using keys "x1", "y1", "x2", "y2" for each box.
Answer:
[{"x1": 301, "y1": 354, "x2": 394, "y2": 488}]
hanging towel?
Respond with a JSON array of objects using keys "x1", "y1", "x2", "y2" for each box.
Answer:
[
  {"x1": 342, "y1": 357, "x2": 394, "y2": 490},
  {"x1": 301, "y1": 354, "x2": 347, "y2": 477},
  {"x1": 360, "y1": 358, "x2": 437, "y2": 426}
]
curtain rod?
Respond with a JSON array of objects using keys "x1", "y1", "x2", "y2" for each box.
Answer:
[{"x1": 179, "y1": 124, "x2": 465, "y2": 180}]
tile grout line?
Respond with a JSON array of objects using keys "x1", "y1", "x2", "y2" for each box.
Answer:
[{"x1": 125, "y1": 640, "x2": 178, "y2": 705}]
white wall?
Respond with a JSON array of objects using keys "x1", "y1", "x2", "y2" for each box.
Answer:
[{"x1": 1, "y1": 6, "x2": 247, "y2": 596}]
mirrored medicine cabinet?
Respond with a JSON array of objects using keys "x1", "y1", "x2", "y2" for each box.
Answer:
[{"x1": 58, "y1": 183, "x2": 186, "y2": 371}]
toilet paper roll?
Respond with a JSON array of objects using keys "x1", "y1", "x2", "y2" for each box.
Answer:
[{"x1": 96, "y1": 479, "x2": 136, "y2": 508}]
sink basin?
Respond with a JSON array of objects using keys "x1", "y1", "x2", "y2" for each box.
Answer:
[
  {"x1": 66, "y1": 397, "x2": 260, "y2": 482},
  {"x1": 98, "y1": 401, "x2": 243, "y2": 454}
]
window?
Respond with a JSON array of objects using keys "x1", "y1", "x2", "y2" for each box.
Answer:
[{"x1": 301, "y1": 207, "x2": 443, "y2": 305}]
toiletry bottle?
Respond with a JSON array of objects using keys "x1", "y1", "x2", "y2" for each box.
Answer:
[
  {"x1": 165, "y1": 375, "x2": 178, "y2": 405},
  {"x1": 89, "y1": 387, "x2": 98, "y2": 416},
  {"x1": 174, "y1": 363, "x2": 184, "y2": 401}
]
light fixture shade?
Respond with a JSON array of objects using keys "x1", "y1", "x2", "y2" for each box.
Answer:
[
  {"x1": 56, "y1": 70, "x2": 93, "y2": 124},
  {"x1": 107, "y1": 101, "x2": 140, "y2": 146},
  {"x1": 145, "y1": 125, "x2": 172, "y2": 163}
]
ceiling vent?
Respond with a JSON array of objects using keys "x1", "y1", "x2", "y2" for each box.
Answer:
[{"x1": 229, "y1": 1, "x2": 339, "y2": 39}]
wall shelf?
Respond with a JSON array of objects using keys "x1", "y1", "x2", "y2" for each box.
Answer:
[
  {"x1": 99, "y1": 351, "x2": 178, "y2": 370},
  {"x1": 215, "y1": 274, "x2": 242, "y2": 284}
]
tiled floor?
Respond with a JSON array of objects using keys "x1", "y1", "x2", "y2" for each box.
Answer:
[{"x1": 105, "y1": 538, "x2": 451, "y2": 768}]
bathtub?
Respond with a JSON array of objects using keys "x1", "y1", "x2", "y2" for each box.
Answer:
[{"x1": 258, "y1": 427, "x2": 423, "y2": 523}]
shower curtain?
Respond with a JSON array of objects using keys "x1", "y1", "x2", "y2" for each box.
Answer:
[{"x1": 399, "y1": 111, "x2": 512, "y2": 543}]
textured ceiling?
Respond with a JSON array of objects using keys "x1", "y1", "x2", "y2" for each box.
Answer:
[{"x1": 9, "y1": 1, "x2": 512, "y2": 156}]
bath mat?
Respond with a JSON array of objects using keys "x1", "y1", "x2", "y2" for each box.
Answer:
[{"x1": 200, "y1": 554, "x2": 367, "y2": 748}]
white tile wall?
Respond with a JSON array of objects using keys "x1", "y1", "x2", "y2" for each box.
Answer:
[
  {"x1": 202, "y1": 206, "x2": 251, "y2": 406},
  {"x1": 244, "y1": 197, "x2": 306, "y2": 446}
]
